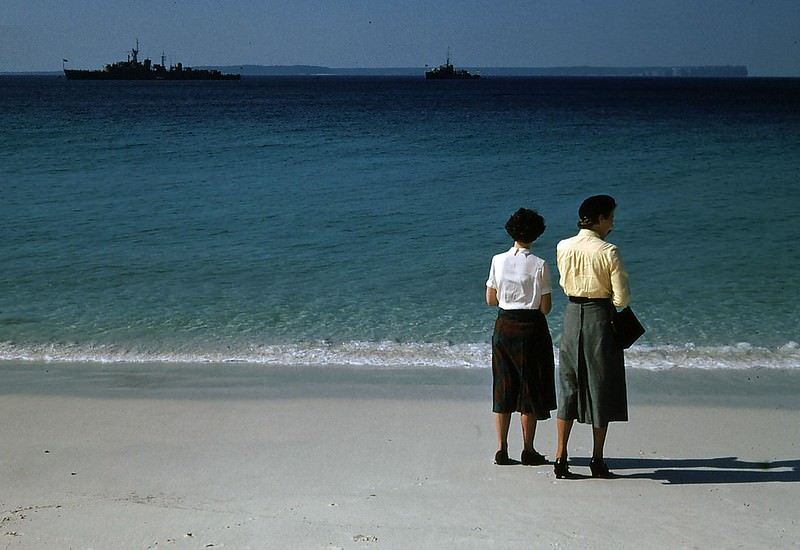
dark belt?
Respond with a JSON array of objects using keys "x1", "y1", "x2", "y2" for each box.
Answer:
[
  {"x1": 498, "y1": 308, "x2": 543, "y2": 322},
  {"x1": 568, "y1": 296, "x2": 611, "y2": 304}
]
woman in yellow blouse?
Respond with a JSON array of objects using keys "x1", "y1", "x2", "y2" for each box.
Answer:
[{"x1": 554, "y1": 195, "x2": 630, "y2": 479}]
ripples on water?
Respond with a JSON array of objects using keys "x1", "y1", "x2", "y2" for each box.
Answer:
[{"x1": 2, "y1": 76, "x2": 799, "y2": 368}]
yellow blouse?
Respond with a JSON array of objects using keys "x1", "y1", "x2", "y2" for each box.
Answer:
[{"x1": 556, "y1": 229, "x2": 630, "y2": 308}]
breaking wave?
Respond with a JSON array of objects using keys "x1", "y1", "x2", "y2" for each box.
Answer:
[{"x1": 1, "y1": 340, "x2": 798, "y2": 370}]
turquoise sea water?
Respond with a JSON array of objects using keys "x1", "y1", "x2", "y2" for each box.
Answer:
[{"x1": 2, "y1": 75, "x2": 799, "y2": 369}]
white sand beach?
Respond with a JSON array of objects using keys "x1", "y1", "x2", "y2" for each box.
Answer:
[{"x1": 2, "y1": 362, "x2": 798, "y2": 549}]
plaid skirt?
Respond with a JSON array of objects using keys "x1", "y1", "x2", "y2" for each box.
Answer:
[
  {"x1": 492, "y1": 309, "x2": 556, "y2": 418},
  {"x1": 557, "y1": 300, "x2": 628, "y2": 427}
]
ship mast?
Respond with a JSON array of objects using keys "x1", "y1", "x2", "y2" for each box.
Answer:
[{"x1": 130, "y1": 39, "x2": 139, "y2": 63}]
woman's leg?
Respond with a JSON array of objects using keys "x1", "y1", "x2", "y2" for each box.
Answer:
[
  {"x1": 521, "y1": 414, "x2": 536, "y2": 452},
  {"x1": 592, "y1": 425, "x2": 608, "y2": 459},
  {"x1": 555, "y1": 417, "x2": 573, "y2": 460},
  {"x1": 495, "y1": 412, "x2": 511, "y2": 452},
  {"x1": 494, "y1": 412, "x2": 513, "y2": 464},
  {"x1": 590, "y1": 425, "x2": 612, "y2": 478},
  {"x1": 553, "y1": 417, "x2": 575, "y2": 477}
]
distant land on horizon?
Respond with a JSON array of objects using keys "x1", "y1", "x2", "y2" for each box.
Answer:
[
  {"x1": 3, "y1": 65, "x2": 751, "y2": 78},
  {"x1": 211, "y1": 65, "x2": 750, "y2": 77}
]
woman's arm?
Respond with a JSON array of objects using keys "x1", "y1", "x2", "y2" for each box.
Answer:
[
  {"x1": 486, "y1": 286, "x2": 498, "y2": 307},
  {"x1": 540, "y1": 292, "x2": 552, "y2": 315},
  {"x1": 540, "y1": 262, "x2": 553, "y2": 315},
  {"x1": 609, "y1": 248, "x2": 631, "y2": 308}
]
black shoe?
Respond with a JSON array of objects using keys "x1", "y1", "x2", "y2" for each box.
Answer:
[
  {"x1": 553, "y1": 457, "x2": 573, "y2": 479},
  {"x1": 589, "y1": 458, "x2": 612, "y2": 478},
  {"x1": 494, "y1": 450, "x2": 513, "y2": 465},
  {"x1": 521, "y1": 449, "x2": 547, "y2": 466}
]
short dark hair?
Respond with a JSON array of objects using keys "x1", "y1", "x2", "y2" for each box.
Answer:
[
  {"x1": 578, "y1": 195, "x2": 616, "y2": 228},
  {"x1": 505, "y1": 208, "x2": 546, "y2": 243}
]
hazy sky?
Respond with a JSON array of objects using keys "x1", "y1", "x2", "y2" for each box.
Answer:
[{"x1": 2, "y1": 0, "x2": 799, "y2": 75}]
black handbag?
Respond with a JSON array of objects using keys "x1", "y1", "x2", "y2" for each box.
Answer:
[{"x1": 612, "y1": 306, "x2": 645, "y2": 349}]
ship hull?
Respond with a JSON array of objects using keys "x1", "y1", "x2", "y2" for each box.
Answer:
[
  {"x1": 425, "y1": 71, "x2": 480, "y2": 80},
  {"x1": 64, "y1": 69, "x2": 240, "y2": 81}
]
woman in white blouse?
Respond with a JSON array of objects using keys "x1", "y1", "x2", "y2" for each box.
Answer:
[{"x1": 486, "y1": 208, "x2": 556, "y2": 466}]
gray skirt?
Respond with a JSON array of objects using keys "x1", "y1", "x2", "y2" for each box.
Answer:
[{"x1": 557, "y1": 300, "x2": 628, "y2": 427}]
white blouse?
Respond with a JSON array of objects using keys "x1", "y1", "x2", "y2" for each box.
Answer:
[{"x1": 486, "y1": 247, "x2": 552, "y2": 310}]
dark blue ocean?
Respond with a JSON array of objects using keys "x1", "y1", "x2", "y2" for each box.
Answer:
[{"x1": 2, "y1": 75, "x2": 799, "y2": 370}]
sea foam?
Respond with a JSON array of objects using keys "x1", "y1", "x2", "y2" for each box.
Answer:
[{"x1": 1, "y1": 340, "x2": 798, "y2": 370}]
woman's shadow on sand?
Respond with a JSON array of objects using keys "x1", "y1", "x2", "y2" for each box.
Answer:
[{"x1": 597, "y1": 456, "x2": 800, "y2": 484}]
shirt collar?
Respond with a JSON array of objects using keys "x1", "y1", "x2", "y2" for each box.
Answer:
[
  {"x1": 509, "y1": 245, "x2": 532, "y2": 256},
  {"x1": 578, "y1": 228, "x2": 603, "y2": 240}
]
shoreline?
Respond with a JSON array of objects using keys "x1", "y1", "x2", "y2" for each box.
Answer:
[
  {"x1": 3, "y1": 360, "x2": 800, "y2": 407},
  {"x1": 2, "y1": 362, "x2": 798, "y2": 548}
]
